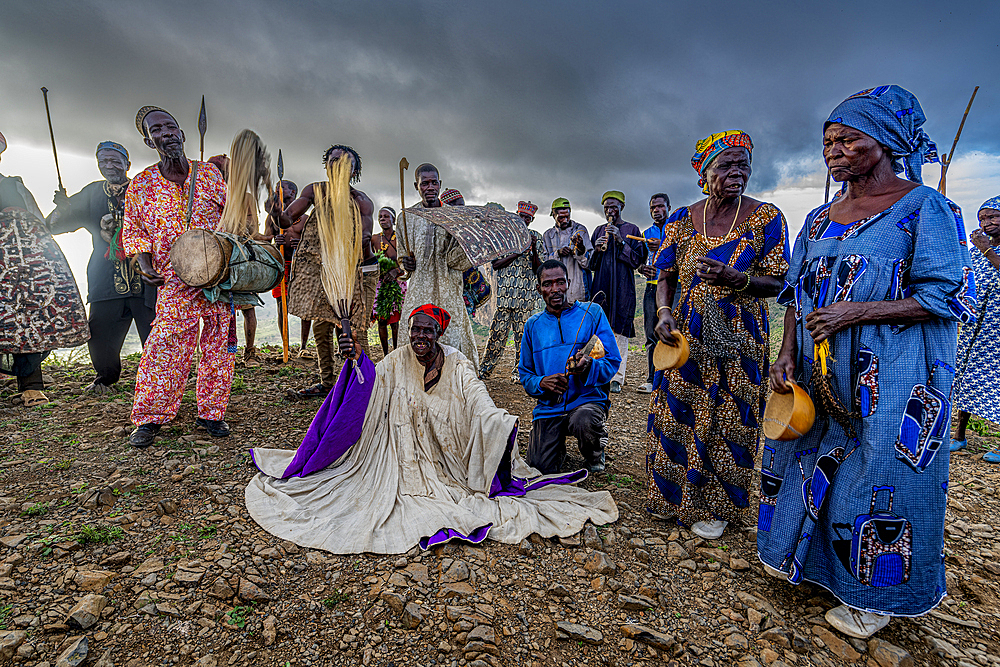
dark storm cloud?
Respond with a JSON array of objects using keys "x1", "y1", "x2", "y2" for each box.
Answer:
[{"x1": 2, "y1": 0, "x2": 997, "y2": 227}]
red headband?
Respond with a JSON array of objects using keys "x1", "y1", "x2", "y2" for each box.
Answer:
[{"x1": 409, "y1": 304, "x2": 451, "y2": 333}]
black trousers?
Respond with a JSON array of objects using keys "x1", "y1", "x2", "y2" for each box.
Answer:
[
  {"x1": 88, "y1": 296, "x2": 156, "y2": 386},
  {"x1": 527, "y1": 402, "x2": 608, "y2": 475},
  {"x1": 642, "y1": 282, "x2": 658, "y2": 383},
  {"x1": 9, "y1": 354, "x2": 44, "y2": 391}
]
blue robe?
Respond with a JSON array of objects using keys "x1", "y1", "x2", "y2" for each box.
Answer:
[{"x1": 757, "y1": 186, "x2": 975, "y2": 616}]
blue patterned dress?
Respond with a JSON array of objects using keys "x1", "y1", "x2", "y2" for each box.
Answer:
[
  {"x1": 757, "y1": 185, "x2": 975, "y2": 616},
  {"x1": 953, "y1": 244, "x2": 1000, "y2": 423}
]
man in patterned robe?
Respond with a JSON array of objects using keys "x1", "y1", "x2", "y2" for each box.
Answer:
[
  {"x1": 479, "y1": 200, "x2": 543, "y2": 381},
  {"x1": 122, "y1": 107, "x2": 232, "y2": 447},
  {"x1": 47, "y1": 141, "x2": 156, "y2": 394},
  {"x1": 0, "y1": 131, "x2": 89, "y2": 406},
  {"x1": 397, "y1": 163, "x2": 479, "y2": 370}
]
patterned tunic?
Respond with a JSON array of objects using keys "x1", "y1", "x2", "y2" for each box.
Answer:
[
  {"x1": 122, "y1": 160, "x2": 234, "y2": 424},
  {"x1": 479, "y1": 230, "x2": 544, "y2": 378},
  {"x1": 757, "y1": 186, "x2": 975, "y2": 616},
  {"x1": 0, "y1": 174, "x2": 89, "y2": 363},
  {"x1": 646, "y1": 202, "x2": 789, "y2": 527},
  {"x1": 397, "y1": 204, "x2": 477, "y2": 370},
  {"x1": 954, "y1": 243, "x2": 1000, "y2": 423}
]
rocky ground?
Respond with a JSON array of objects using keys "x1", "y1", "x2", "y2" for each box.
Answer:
[{"x1": 1, "y1": 339, "x2": 999, "y2": 667}]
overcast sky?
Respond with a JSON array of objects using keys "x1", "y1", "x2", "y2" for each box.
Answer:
[{"x1": 2, "y1": 0, "x2": 998, "y2": 297}]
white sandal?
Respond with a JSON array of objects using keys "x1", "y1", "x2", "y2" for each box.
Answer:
[{"x1": 825, "y1": 604, "x2": 889, "y2": 638}]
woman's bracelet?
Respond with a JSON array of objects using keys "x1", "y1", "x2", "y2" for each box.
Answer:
[
  {"x1": 734, "y1": 272, "x2": 751, "y2": 292},
  {"x1": 656, "y1": 306, "x2": 672, "y2": 316}
]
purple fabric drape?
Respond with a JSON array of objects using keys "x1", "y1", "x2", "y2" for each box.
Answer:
[{"x1": 281, "y1": 354, "x2": 376, "y2": 478}]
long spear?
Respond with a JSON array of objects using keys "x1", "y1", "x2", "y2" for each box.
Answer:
[
  {"x1": 40, "y1": 87, "x2": 65, "y2": 195},
  {"x1": 937, "y1": 86, "x2": 979, "y2": 196},
  {"x1": 276, "y1": 150, "x2": 289, "y2": 363},
  {"x1": 398, "y1": 158, "x2": 412, "y2": 259},
  {"x1": 198, "y1": 96, "x2": 207, "y2": 161}
]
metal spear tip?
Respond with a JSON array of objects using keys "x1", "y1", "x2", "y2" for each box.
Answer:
[
  {"x1": 41, "y1": 87, "x2": 48, "y2": 94},
  {"x1": 277, "y1": 149, "x2": 284, "y2": 179}
]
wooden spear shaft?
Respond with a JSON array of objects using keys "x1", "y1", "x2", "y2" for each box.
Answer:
[
  {"x1": 938, "y1": 86, "x2": 979, "y2": 196},
  {"x1": 40, "y1": 87, "x2": 65, "y2": 194},
  {"x1": 398, "y1": 158, "x2": 412, "y2": 258}
]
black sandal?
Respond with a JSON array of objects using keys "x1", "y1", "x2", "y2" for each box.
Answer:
[{"x1": 295, "y1": 383, "x2": 331, "y2": 399}]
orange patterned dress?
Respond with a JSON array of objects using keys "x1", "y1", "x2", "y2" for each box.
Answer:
[{"x1": 645, "y1": 201, "x2": 789, "y2": 526}]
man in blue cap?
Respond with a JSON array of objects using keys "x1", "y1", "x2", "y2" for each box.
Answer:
[{"x1": 48, "y1": 141, "x2": 156, "y2": 394}]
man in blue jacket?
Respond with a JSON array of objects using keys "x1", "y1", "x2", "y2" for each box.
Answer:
[{"x1": 520, "y1": 259, "x2": 621, "y2": 474}]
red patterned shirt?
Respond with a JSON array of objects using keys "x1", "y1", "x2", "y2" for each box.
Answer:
[{"x1": 122, "y1": 160, "x2": 227, "y2": 319}]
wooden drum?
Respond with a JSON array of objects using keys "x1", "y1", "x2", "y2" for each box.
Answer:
[{"x1": 170, "y1": 228, "x2": 233, "y2": 288}]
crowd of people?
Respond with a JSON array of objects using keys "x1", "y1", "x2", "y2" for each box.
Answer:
[{"x1": 1, "y1": 82, "x2": 998, "y2": 641}]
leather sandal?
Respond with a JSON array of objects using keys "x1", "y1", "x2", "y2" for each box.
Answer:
[
  {"x1": 295, "y1": 383, "x2": 332, "y2": 399},
  {"x1": 21, "y1": 390, "x2": 49, "y2": 407}
]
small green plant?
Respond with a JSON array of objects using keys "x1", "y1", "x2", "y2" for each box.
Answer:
[
  {"x1": 22, "y1": 502, "x2": 50, "y2": 517},
  {"x1": 231, "y1": 374, "x2": 246, "y2": 392},
  {"x1": 0, "y1": 603, "x2": 12, "y2": 630},
  {"x1": 198, "y1": 525, "x2": 218, "y2": 539},
  {"x1": 76, "y1": 524, "x2": 124, "y2": 545},
  {"x1": 71, "y1": 482, "x2": 90, "y2": 494},
  {"x1": 323, "y1": 590, "x2": 351, "y2": 609},
  {"x1": 225, "y1": 604, "x2": 253, "y2": 628},
  {"x1": 968, "y1": 415, "x2": 1000, "y2": 439},
  {"x1": 50, "y1": 458, "x2": 75, "y2": 470},
  {"x1": 133, "y1": 467, "x2": 150, "y2": 476}
]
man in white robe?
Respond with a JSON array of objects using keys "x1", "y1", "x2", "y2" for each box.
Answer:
[{"x1": 245, "y1": 304, "x2": 617, "y2": 554}]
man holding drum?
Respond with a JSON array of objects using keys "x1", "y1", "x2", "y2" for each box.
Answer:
[{"x1": 122, "y1": 106, "x2": 233, "y2": 448}]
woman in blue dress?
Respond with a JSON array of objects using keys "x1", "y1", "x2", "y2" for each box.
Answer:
[
  {"x1": 758, "y1": 86, "x2": 975, "y2": 638},
  {"x1": 951, "y1": 197, "x2": 1000, "y2": 461}
]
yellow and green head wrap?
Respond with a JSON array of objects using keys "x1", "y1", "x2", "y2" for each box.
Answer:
[{"x1": 691, "y1": 130, "x2": 753, "y2": 194}]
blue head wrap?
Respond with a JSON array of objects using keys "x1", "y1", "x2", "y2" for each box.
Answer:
[
  {"x1": 980, "y1": 196, "x2": 1000, "y2": 214},
  {"x1": 96, "y1": 141, "x2": 129, "y2": 162},
  {"x1": 825, "y1": 85, "x2": 938, "y2": 184}
]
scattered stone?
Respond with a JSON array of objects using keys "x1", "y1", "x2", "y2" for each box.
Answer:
[
  {"x1": 555, "y1": 622, "x2": 603, "y2": 645},
  {"x1": 238, "y1": 577, "x2": 272, "y2": 602},
  {"x1": 558, "y1": 535, "x2": 581, "y2": 547},
  {"x1": 440, "y1": 582, "x2": 475, "y2": 599},
  {"x1": 730, "y1": 557, "x2": 750, "y2": 571},
  {"x1": 193, "y1": 656, "x2": 217, "y2": 667},
  {"x1": 66, "y1": 594, "x2": 108, "y2": 630},
  {"x1": 760, "y1": 628, "x2": 790, "y2": 648},
  {"x1": 582, "y1": 524, "x2": 603, "y2": 550},
  {"x1": 517, "y1": 539, "x2": 533, "y2": 555},
  {"x1": 925, "y1": 636, "x2": 963, "y2": 660},
  {"x1": 55, "y1": 636, "x2": 88, "y2": 667},
  {"x1": 813, "y1": 626, "x2": 861, "y2": 661},
  {"x1": 78, "y1": 487, "x2": 116, "y2": 510},
  {"x1": 724, "y1": 633, "x2": 749, "y2": 649},
  {"x1": 401, "y1": 602, "x2": 425, "y2": 629},
  {"x1": 467, "y1": 625, "x2": 495, "y2": 644},
  {"x1": 866, "y1": 638, "x2": 912, "y2": 667},
  {"x1": 0, "y1": 535, "x2": 28, "y2": 549},
  {"x1": 132, "y1": 556, "x2": 165, "y2": 575},
  {"x1": 380, "y1": 592, "x2": 406, "y2": 614},
  {"x1": 0, "y1": 631, "x2": 26, "y2": 661},
  {"x1": 154, "y1": 603, "x2": 182, "y2": 618},
  {"x1": 155, "y1": 499, "x2": 178, "y2": 516},
  {"x1": 74, "y1": 570, "x2": 113, "y2": 591},
  {"x1": 262, "y1": 615, "x2": 277, "y2": 646},
  {"x1": 618, "y1": 594, "x2": 656, "y2": 611},
  {"x1": 620, "y1": 624, "x2": 675, "y2": 650},
  {"x1": 583, "y1": 551, "x2": 617, "y2": 575},
  {"x1": 546, "y1": 583, "x2": 572, "y2": 599},
  {"x1": 174, "y1": 563, "x2": 206, "y2": 586},
  {"x1": 209, "y1": 577, "x2": 235, "y2": 599},
  {"x1": 667, "y1": 541, "x2": 689, "y2": 560},
  {"x1": 442, "y1": 560, "x2": 470, "y2": 583},
  {"x1": 99, "y1": 551, "x2": 132, "y2": 568}
]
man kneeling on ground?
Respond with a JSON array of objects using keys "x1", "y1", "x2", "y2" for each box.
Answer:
[{"x1": 519, "y1": 259, "x2": 620, "y2": 475}]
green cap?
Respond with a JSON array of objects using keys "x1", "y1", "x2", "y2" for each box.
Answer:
[
  {"x1": 550, "y1": 197, "x2": 571, "y2": 216},
  {"x1": 601, "y1": 190, "x2": 625, "y2": 208}
]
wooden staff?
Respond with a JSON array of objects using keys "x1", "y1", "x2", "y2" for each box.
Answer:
[
  {"x1": 398, "y1": 158, "x2": 412, "y2": 258},
  {"x1": 824, "y1": 170, "x2": 831, "y2": 204},
  {"x1": 198, "y1": 96, "x2": 207, "y2": 162},
  {"x1": 938, "y1": 86, "x2": 979, "y2": 196},
  {"x1": 39, "y1": 87, "x2": 65, "y2": 195},
  {"x1": 276, "y1": 149, "x2": 289, "y2": 363}
]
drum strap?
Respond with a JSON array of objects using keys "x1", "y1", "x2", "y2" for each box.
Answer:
[{"x1": 185, "y1": 162, "x2": 200, "y2": 230}]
